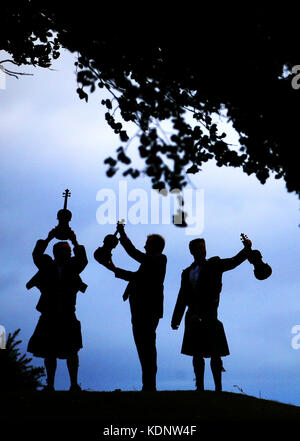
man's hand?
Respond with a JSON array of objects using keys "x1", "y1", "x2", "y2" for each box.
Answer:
[
  {"x1": 46, "y1": 228, "x2": 56, "y2": 243},
  {"x1": 241, "y1": 233, "x2": 252, "y2": 249},
  {"x1": 69, "y1": 230, "x2": 79, "y2": 247},
  {"x1": 116, "y1": 220, "x2": 126, "y2": 236},
  {"x1": 243, "y1": 238, "x2": 252, "y2": 249},
  {"x1": 171, "y1": 323, "x2": 179, "y2": 330}
]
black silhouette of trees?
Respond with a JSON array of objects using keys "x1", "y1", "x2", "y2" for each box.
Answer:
[
  {"x1": 0, "y1": 329, "x2": 44, "y2": 391},
  {"x1": 1, "y1": 3, "x2": 299, "y2": 197}
]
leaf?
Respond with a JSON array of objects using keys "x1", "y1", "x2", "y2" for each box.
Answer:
[
  {"x1": 187, "y1": 164, "x2": 200, "y2": 174},
  {"x1": 104, "y1": 157, "x2": 117, "y2": 166},
  {"x1": 76, "y1": 88, "x2": 88, "y2": 102},
  {"x1": 119, "y1": 131, "x2": 129, "y2": 142},
  {"x1": 117, "y1": 148, "x2": 131, "y2": 164},
  {"x1": 106, "y1": 167, "x2": 118, "y2": 177}
]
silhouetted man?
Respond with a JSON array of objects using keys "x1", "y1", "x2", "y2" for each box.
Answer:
[
  {"x1": 98, "y1": 224, "x2": 167, "y2": 391},
  {"x1": 27, "y1": 228, "x2": 88, "y2": 391},
  {"x1": 171, "y1": 235, "x2": 252, "y2": 392}
]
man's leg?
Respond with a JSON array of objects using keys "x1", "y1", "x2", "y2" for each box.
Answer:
[
  {"x1": 132, "y1": 318, "x2": 159, "y2": 391},
  {"x1": 192, "y1": 355, "x2": 205, "y2": 391},
  {"x1": 67, "y1": 352, "x2": 81, "y2": 391},
  {"x1": 44, "y1": 356, "x2": 57, "y2": 390},
  {"x1": 210, "y1": 356, "x2": 223, "y2": 392}
]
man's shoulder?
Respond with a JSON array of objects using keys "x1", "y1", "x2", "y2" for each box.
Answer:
[
  {"x1": 182, "y1": 264, "x2": 193, "y2": 275},
  {"x1": 207, "y1": 256, "x2": 221, "y2": 264}
]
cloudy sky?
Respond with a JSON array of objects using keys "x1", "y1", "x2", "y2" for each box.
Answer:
[{"x1": 1, "y1": 49, "x2": 300, "y2": 405}]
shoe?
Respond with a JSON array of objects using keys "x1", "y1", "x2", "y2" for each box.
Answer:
[
  {"x1": 194, "y1": 377, "x2": 204, "y2": 392},
  {"x1": 69, "y1": 384, "x2": 82, "y2": 392},
  {"x1": 195, "y1": 386, "x2": 204, "y2": 392}
]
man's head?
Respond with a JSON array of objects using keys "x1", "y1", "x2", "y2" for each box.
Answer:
[
  {"x1": 189, "y1": 238, "x2": 206, "y2": 260},
  {"x1": 144, "y1": 234, "x2": 165, "y2": 255},
  {"x1": 53, "y1": 241, "x2": 72, "y2": 263}
]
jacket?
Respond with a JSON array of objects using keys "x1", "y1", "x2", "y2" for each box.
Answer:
[
  {"x1": 26, "y1": 239, "x2": 88, "y2": 314},
  {"x1": 171, "y1": 247, "x2": 250, "y2": 327},
  {"x1": 114, "y1": 236, "x2": 167, "y2": 318}
]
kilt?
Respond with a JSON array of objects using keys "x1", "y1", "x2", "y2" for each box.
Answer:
[
  {"x1": 181, "y1": 311, "x2": 229, "y2": 357},
  {"x1": 27, "y1": 312, "x2": 82, "y2": 359}
]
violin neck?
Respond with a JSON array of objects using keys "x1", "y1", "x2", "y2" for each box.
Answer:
[{"x1": 63, "y1": 189, "x2": 71, "y2": 209}]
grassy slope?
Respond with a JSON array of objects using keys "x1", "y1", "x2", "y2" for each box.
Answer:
[{"x1": 2, "y1": 390, "x2": 300, "y2": 438}]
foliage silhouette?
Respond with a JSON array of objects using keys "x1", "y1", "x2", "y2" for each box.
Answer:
[
  {"x1": 1, "y1": 4, "x2": 300, "y2": 198},
  {"x1": 0, "y1": 329, "x2": 45, "y2": 391}
]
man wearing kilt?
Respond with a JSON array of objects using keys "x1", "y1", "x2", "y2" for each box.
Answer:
[
  {"x1": 171, "y1": 236, "x2": 252, "y2": 392},
  {"x1": 26, "y1": 228, "x2": 88, "y2": 391}
]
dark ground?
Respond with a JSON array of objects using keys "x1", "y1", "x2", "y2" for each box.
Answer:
[{"x1": 2, "y1": 390, "x2": 300, "y2": 439}]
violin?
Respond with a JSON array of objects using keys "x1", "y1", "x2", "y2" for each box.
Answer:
[
  {"x1": 240, "y1": 233, "x2": 272, "y2": 280},
  {"x1": 94, "y1": 220, "x2": 125, "y2": 266},
  {"x1": 54, "y1": 189, "x2": 72, "y2": 240}
]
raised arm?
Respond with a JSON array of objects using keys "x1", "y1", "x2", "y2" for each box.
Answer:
[
  {"x1": 32, "y1": 229, "x2": 56, "y2": 268},
  {"x1": 117, "y1": 224, "x2": 145, "y2": 263},
  {"x1": 114, "y1": 267, "x2": 136, "y2": 281},
  {"x1": 219, "y1": 236, "x2": 252, "y2": 272},
  {"x1": 69, "y1": 231, "x2": 88, "y2": 273}
]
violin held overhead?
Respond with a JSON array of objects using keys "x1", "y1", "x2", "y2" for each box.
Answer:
[
  {"x1": 240, "y1": 233, "x2": 272, "y2": 280},
  {"x1": 54, "y1": 189, "x2": 73, "y2": 240},
  {"x1": 94, "y1": 219, "x2": 125, "y2": 266}
]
